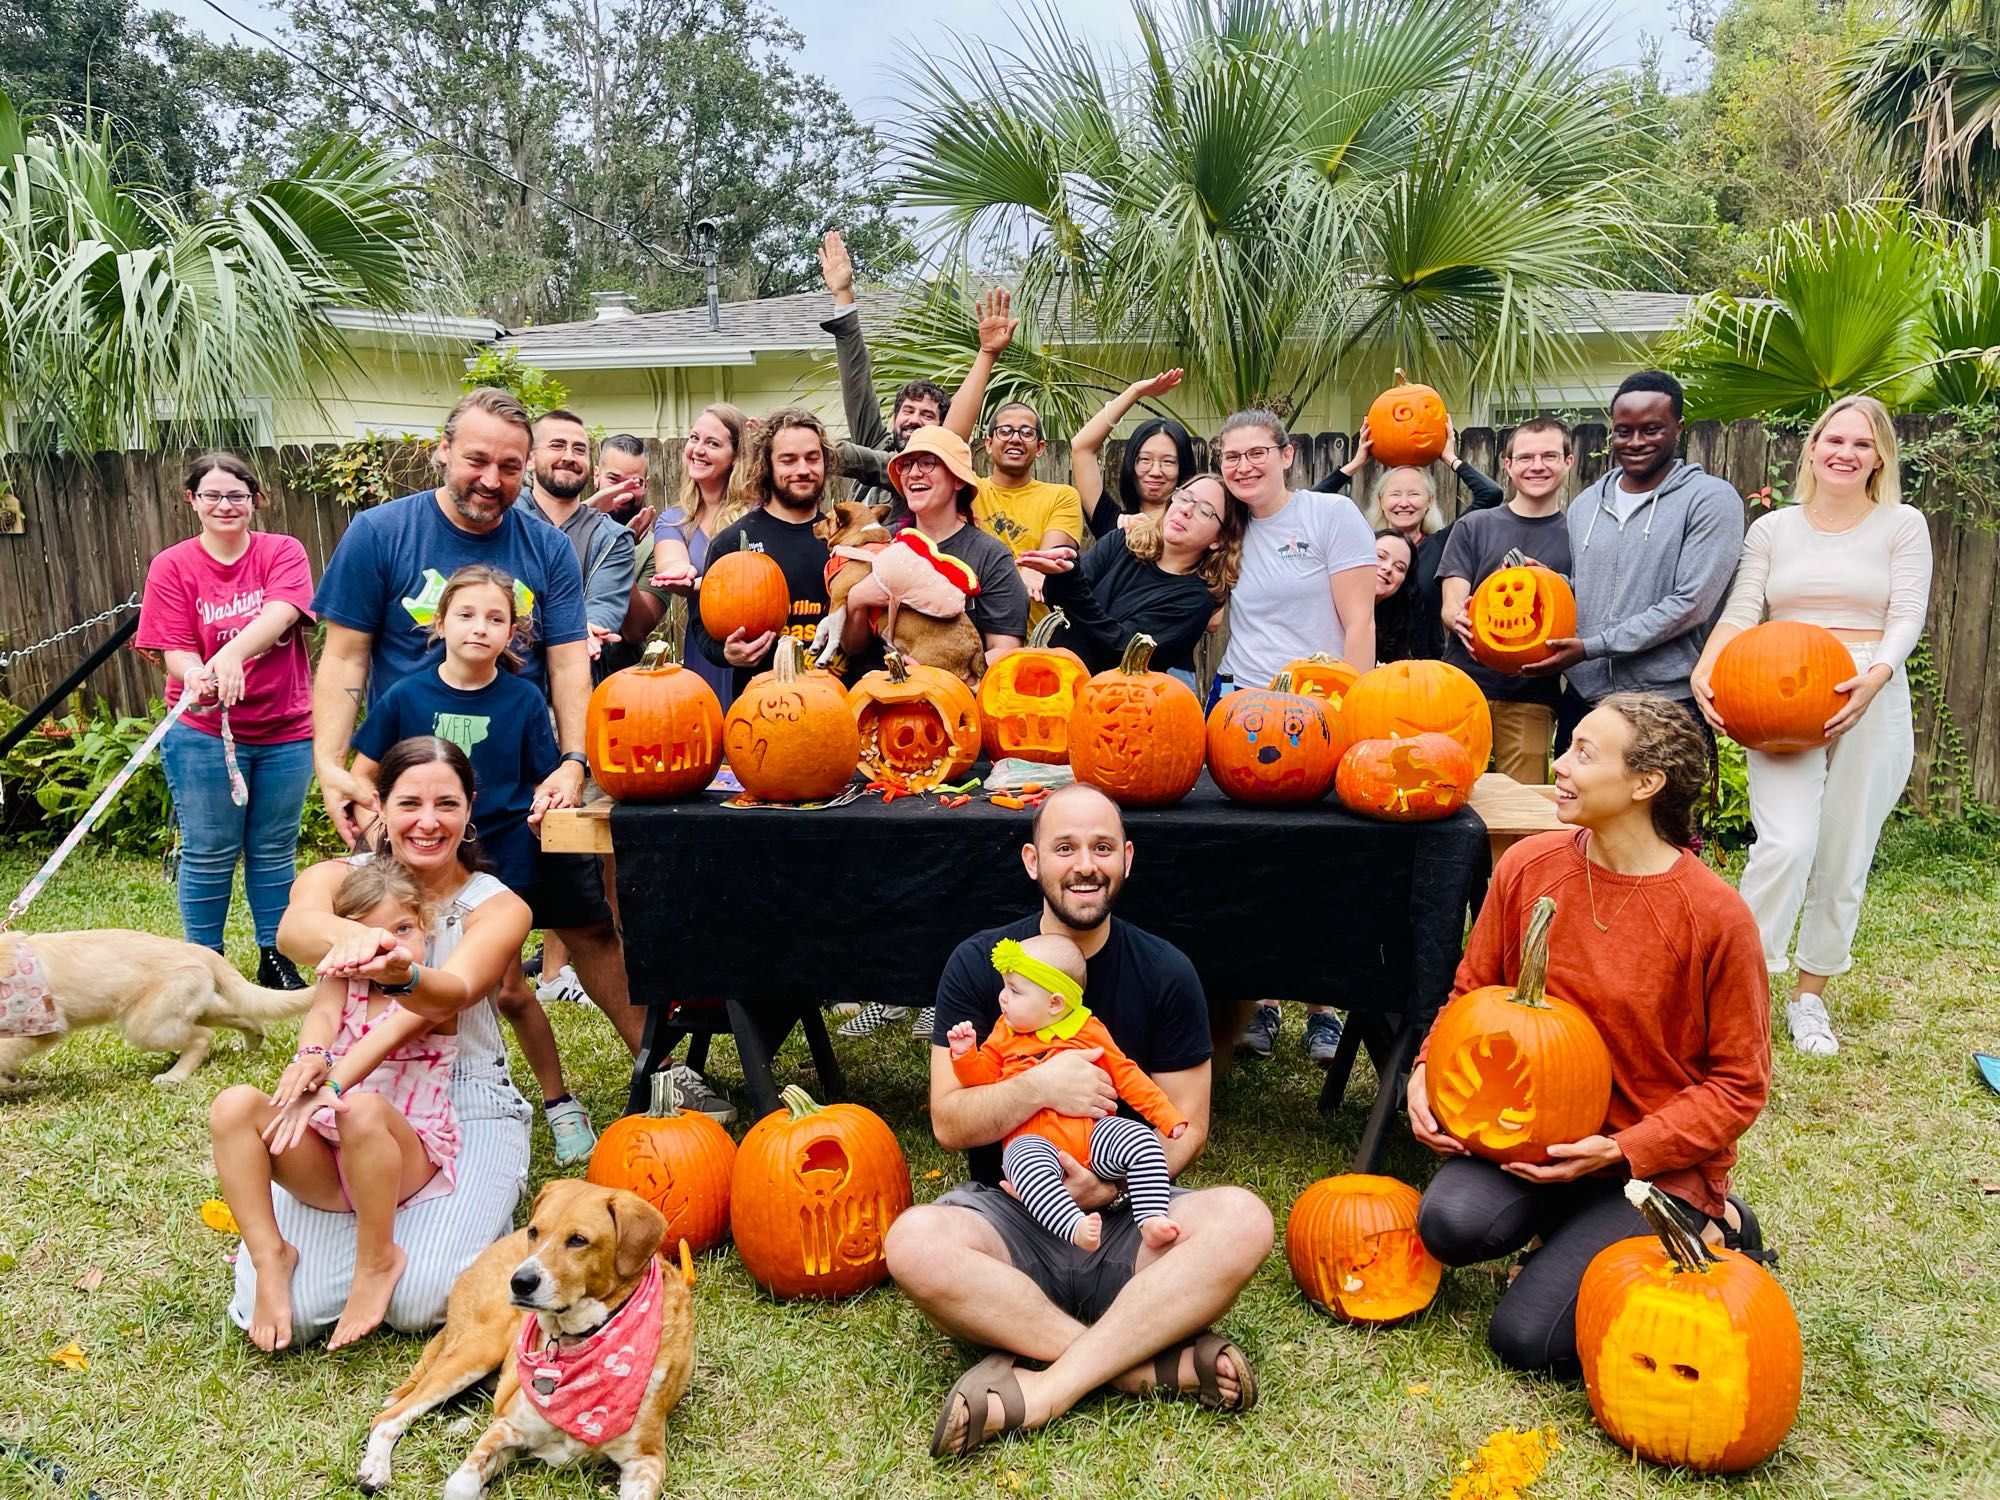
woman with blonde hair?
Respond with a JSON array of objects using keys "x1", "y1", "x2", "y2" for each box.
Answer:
[
  {"x1": 1691, "y1": 394, "x2": 1933, "y2": 1057},
  {"x1": 640, "y1": 402, "x2": 751, "y2": 702}
]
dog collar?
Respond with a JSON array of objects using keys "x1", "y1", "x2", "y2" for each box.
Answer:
[
  {"x1": 516, "y1": 1256, "x2": 665, "y2": 1444},
  {"x1": 0, "y1": 939, "x2": 63, "y2": 1039}
]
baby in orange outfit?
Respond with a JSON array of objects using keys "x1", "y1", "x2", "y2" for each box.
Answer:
[{"x1": 948, "y1": 934, "x2": 1188, "y2": 1251}]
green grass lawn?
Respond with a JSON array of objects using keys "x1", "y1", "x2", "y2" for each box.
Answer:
[{"x1": 1, "y1": 821, "x2": 1998, "y2": 1498}]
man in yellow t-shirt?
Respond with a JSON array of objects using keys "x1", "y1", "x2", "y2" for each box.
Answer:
[{"x1": 975, "y1": 402, "x2": 1082, "y2": 613}]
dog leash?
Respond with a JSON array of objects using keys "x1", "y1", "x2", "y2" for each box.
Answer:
[{"x1": 2, "y1": 688, "x2": 246, "y2": 932}]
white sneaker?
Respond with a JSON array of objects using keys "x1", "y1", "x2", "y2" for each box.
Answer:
[
  {"x1": 1786, "y1": 996, "x2": 1839, "y2": 1056},
  {"x1": 537, "y1": 965, "x2": 593, "y2": 1007}
]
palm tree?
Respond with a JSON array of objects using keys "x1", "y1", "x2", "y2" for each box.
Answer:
[
  {"x1": 882, "y1": 0, "x2": 1653, "y2": 421},
  {"x1": 0, "y1": 94, "x2": 458, "y2": 454},
  {"x1": 1661, "y1": 204, "x2": 2000, "y2": 418},
  {"x1": 1835, "y1": 0, "x2": 2000, "y2": 219}
]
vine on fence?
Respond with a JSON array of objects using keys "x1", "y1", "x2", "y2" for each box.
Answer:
[
  {"x1": 1900, "y1": 406, "x2": 2000, "y2": 531},
  {"x1": 285, "y1": 432, "x2": 432, "y2": 511},
  {"x1": 1903, "y1": 636, "x2": 1977, "y2": 813}
]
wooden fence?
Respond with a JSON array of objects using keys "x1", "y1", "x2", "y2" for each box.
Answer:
[{"x1": 3, "y1": 419, "x2": 1995, "y2": 810}]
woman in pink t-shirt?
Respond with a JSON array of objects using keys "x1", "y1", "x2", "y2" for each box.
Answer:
[{"x1": 137, "y1": 452, "x2": 317, "y2": 988}]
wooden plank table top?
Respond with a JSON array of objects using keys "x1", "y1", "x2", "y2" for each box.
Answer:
[{"x1": 540, "y1": 772, "x2": 1564, "y2": 860}]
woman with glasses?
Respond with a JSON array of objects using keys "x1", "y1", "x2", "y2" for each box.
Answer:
[
  {"x1": 1067, "y1": 368, "x2": 1198, "y2": 538},
  {"x1": 1016, "y1": 475, "x2": 1248, "y2": 681},
  {"x1": 136, "y1": 452, "x2": 316, "y2": 989}
]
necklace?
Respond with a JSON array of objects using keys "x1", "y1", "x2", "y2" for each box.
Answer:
[{"x1": 1583, "y1": 840, "x2": 1641, "y2": 933}]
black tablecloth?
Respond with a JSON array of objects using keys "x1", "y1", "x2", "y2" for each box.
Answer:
[{"x1": 611, "y1": 776, "x2": 1486, "y2": 1023}]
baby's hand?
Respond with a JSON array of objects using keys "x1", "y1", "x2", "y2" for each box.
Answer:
[
  {"x1": 1167, "y1": 1121, "x2": 1188, "y2": 1140},
  {"x1": 946, "y1": 1020, "x2": 977, "y2": 1057}
]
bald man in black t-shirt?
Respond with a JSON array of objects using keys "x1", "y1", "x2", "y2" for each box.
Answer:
[{"x1": 887, "y1": 784, "x2": 1273, "y2": 1458}]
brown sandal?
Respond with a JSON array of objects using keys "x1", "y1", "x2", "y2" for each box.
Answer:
[
  {"x1": 1150, "y1": 1331, "x2": 1258, "y2": 1412},
  {"x1": 930, "y1": 1352, "x2": 1029, "y2": 1459}
]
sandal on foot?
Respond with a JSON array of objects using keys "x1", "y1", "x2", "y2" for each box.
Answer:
[
  {"x1": 1149, "y1": 1331, "x2": 1258, "y2": 1413},
  {"x1": 930, "y1": 1352, "x2": 1028, "y2": 1459},
  {"x1": 1723, "y1": 1194, "x2": 1777, "y2": 1268}
]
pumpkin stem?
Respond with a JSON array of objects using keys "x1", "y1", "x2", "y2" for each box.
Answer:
[
  {"x1": 883, "y1": 645, "x2": 911, "y2": 683},
  {"x1": 646, "y1": 1067, "x2": 683, "y2": 1118},
  {"x1": 640, "y1": 594, "x2": 688, "y2": 671},
  {"x1": 771, "y1": 635, "x2": 802, "y2": 683},
  {"x1": 1272, "y1": 670, "x2": 1295, "y2": 693},
  {"x1": 1510, "y1": 896, "x2": 1557, "y2": 1009},
  {"x1": 1027, "y1": 609, "x2": 1069, "y2": 650},
  {"x1": 1117, "y1": 633, "x2": 1159, "y2": 675},
  {"x1": 1393, "y1": 366, "x2": 1409, "y2": 384},
  {"x1": 1501, "y1": 547, "x2": 1526, "y2": 569},
  {"x1": 779, "y1": 1083, "x2": 824, "y2": 1121},
  {"x1": 1625, "y1": 1179, "x2": 1720, "y2": 1272}
]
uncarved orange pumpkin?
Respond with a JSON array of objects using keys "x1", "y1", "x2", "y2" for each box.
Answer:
[
  {"x1": 1365, "y1": 369, "x2": 1449, "y2": 467},
  {"x1": 729, "y1": 1085, "x2": 912, "y2": 1300},
  {"x1": 1709, "y1": 620, "x2": 1855, "y2": 753},
  {"x1": 1206, "y1": 671, "x2": 1339, "y2": 804},
  {"x1": 586, "y1": 1069, "x2": 735, "y2": 1254},
  {"x1": 1468, "y1": 559, "x2": 1577, "y2": 674},
  {"x1": 699, "y1": 540, "x2": 790, "y2": 642},
  {"x1": 1069, "y1": 633, "x2": 1206, "y2": 807},
  {"x1": 1423, "y1": 896, "x2": 1613, "y2": 1163},
  {"x1": 1275, "y1": 653, "x2": 1360, "y2": 715},
  {"x1": 723, "y1": 637, "x2": 861, "y2": 802},
  {"x1": 586, "y1": 597, "x2": 724, "y2": 801},
  {"x1": 978, "y1": 608, "x2": 1088, "y2": 763},
  {"x1": 848, "y1": 647, "x2": 981, "y2": 792},
  {"x1": 1336, "y1": 732, "x2": 1476, "y2": 821},
  {"x1": 1342, "y1": 659, "x2": 1493, "y2": 770},
  {"x1": 1286, "y1": 1173, "x2": 1443, "y2": 1324},
  {"x1": 1577, "y1": 1180, "x2": 1802, "y2": 1473}
]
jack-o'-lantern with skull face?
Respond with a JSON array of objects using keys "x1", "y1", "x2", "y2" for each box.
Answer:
[
  {"x1": 1468, "y1": 559, "x2": 1577, "y2": 674},
  {"x1": 848, "y1": 648, "x2": 981, "y2": 792}
]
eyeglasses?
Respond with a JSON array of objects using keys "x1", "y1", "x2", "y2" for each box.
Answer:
[
  {"x1": 899, "y1": 453, "x2": 944, "y2": 476},
  {"x1": 1217, "y1": 445, "x2": 1281, "y2": 470},
  {"x1": 990, "y1": 424, "x2": 1041, "y2": 442},
  {"x1": 1132, "y1": 455, "x2": 1180, "y2": 474},
  {"x1": 193, "y1": 490, "x2": 254, "y2": 507},
  {"x1": 1168, "y1": 490, "x2": 1222, "y2": 525}
]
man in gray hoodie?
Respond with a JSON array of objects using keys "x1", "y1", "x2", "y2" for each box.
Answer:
[{"x1": 1526, "y1": 371, "x2": 1744, "y2": 750}]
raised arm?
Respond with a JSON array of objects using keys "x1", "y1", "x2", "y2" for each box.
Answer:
[
  {"x1": 942, "y1": 289, "x2": 1019, "y2": 442},
  {"x1": 1071, "y1": 370, "x2": 1183, "y2": 532},
  {"x1": 818, "y1": 230, "x2": 892, "y2": 452}
]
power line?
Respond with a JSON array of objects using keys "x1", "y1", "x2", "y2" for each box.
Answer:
[{"x1": 196, "y1": 0, "x2": 704, "y2": 278}]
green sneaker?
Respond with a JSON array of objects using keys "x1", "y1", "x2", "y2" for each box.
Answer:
[{"x1": 546, "y1": 1097, "x2": 598, "y2": 1165}]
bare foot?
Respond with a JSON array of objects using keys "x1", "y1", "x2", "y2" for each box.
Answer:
[
  {"x1": 1070, "y1": 1213, "x2": 1102, "y2": 1251},
  {"x1": 248, "y1": 1242, "x2": 300, "y2": 1352},
  {"x1": 1139, "y1": 1216, "x2": 1181, "y2": 1251},
  {"x1": 330, "y1": 1245, "x2": 407, "y2": 1350}
]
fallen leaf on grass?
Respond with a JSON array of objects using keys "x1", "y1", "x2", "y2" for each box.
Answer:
[
  {"x1": 1406, "y1": 1382, "x2": 1432, "y2": 1396},
  {"x1": 73, "y1": 1267, "x2": 104, "y2": 1292},
  {"x1": 200, "y1": 1199, "x2": 240, "y2": 1235},
  {"x1": 924, "y1": 1169, "x2": 942, "y2": 1180},
  {"x1": 50, "y1": 1342, "x2": 89, "y2": 1372},
  {"x1": 1978, "y1": 1180, "x2": 2000, "y2": 1196}
]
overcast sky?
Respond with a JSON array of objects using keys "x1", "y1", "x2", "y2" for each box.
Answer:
[{"x1": 168, "y1": 0, "x2": 1704, "y2": 135}]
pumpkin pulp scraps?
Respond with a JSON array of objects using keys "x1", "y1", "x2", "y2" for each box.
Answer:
[{"x1": 1444, "y1": 1425, "x2": 1560, "y2": 1500}]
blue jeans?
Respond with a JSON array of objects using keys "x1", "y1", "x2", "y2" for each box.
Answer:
[{"x1": 158, "y1": 722, "x2": 313, "y2": 948}]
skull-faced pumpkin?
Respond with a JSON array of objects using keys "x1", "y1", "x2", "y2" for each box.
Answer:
[
  {"x1": 848, "y1": 648, "x2": 981, "y2": 792},
  {"x1": 1468, "y1": 562, "x2": 1577, "y2": 674}
]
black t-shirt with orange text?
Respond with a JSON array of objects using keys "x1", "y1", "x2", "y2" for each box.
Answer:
[{"x1": 691, "y1": 506, "x2": 830, "y2": 699}]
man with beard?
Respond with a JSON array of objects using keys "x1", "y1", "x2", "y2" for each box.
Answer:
[
  {"x1": 689, "y1": 406, "x2": 838, "y2": 698},
  {"x1": 888, "y1": 784, "x2": 1271, "y2": 1458},
  {"x1": 514, "y1": 409, "x2": 633, "y2": 666},
  {"x1": 818, "y1": 229, "x2": 950, "y2": 503},
  {"x1": 311, "y1": 387, "x2": 645, "y2": 1162}
]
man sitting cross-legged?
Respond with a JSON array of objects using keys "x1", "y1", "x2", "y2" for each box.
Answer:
[{"x1": 887, "y1": 783, "x2": 1273, "y2": 1459}]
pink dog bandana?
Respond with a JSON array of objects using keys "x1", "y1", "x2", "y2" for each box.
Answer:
[
  {"x1": 0, "y1": 940, "x2": 62, "y2": 1039},
  {"x1": 515, "y1": 1256, "x2": 665, "y2": 1443}
]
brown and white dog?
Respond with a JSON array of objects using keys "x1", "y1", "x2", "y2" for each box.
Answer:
[
  {"x1": 812, "y1": 499, "x2": 987, "y2": 685},
  {"x1": 0, "y1": 929, "x2": 310, "y2": 1086},
  {"x1": 359, "y1": 1179, "x2": 694, "y2": 1500}
]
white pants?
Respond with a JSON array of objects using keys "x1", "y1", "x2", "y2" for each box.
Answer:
[{"x1": 1736, "y1": 642, "x2": 1912, "y2": 977}]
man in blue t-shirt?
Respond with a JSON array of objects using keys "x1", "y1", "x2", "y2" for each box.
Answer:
[{"x1": 887, "y1": 784, "x2": 1272, "y2": 1457}]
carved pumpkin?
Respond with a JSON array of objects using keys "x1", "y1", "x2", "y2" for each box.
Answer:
[
  {"x1": 1206, "y1": 671, "x2": 1339, "y2": 804},
  {"x1": 1336, "y1": 732, "x2": 1477, "y2": 821},
  {"x1": 1468, "y1": 556, "x2": 1577, "y2": 674},
  {"x1": 586, "y1": 597, "x2": 724, "y2": 801},
  {"x1": 1275, "y1": 653, "x2": 1359, "y2": 715},
  {"x1": 723, "y1": 637, "x2": 861, "y2": 803},
  {"x1": 1364, "y1": 369, "x2": 1449, "y2": 467},
  {"x1": 978, "y1": 608, "x2": 1088, "y2": 763},
  {"x1": 1286, "y1": 1173, "x2": 1443, "y2": 1324},
  {"x1": 1709, "y1": 620, "x2": 1855, "y2": 753},
  {"x1": 698, "y1": 539, "x2": 790, "y2": 642},
  {"x1": 848, "y1": 647, "x2": 982, "y2": 792},
  {"x1": 729, "y1": 1085, "x2": 912, "y2": 1300},
  {"x1": 1068, "y1": 633, "x2": 1207, "y2": 807},
  {"x1": 1423, "y1": 896, "x2": 1613, "y2": 1163},
  {"x1": 586, "y1": 1070, "x2": 735, "y2": 1254},
  {"x1": 1578, "y1": 1180, "x2": 1802, "y2": 1473},
  {"x1": 1341, "y1": 658, "x2": 1493, "y2": 771}
]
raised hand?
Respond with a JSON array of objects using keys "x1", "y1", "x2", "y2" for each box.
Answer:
[
  {"x1": 975, "y1": 288, "x2": 1019, "y2": 356},
  {"x1": 1135, "y1": 368, "x2": 1184, "y2": 399},
  {"x1": 818, "y1": 230, "x2": 854, "y2": 302}
]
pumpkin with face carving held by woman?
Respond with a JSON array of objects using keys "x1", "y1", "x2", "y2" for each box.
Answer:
[
  {"x1": 1206, "y1": 671, "x2": 1340, "y2": 804},
  {"x1": 976, "y1": 608, "x2": 1088, "y2": 763},
  {"x1": 848, "y1": 648, "x2": 981, "y2": 793},
  {"x1": 1068, "y1": 633, "x2": 1206, "y2": 807},
  {"x1": 722, "y1": 637, "x2": 860, "y2": 803}
]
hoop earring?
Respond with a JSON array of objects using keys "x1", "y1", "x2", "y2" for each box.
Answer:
[{"x1": 461, "y1": 822, "x2": 480, "y2": 844}]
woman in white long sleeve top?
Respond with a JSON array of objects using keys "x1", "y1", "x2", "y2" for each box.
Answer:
[{"x1": 1691, "y1": 395, "x2": 1933, "y2": 1056}]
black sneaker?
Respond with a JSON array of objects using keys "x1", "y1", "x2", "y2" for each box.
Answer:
[
  {"x1": 1235, "y1": 1004, "x2": 1281, "y2": 1059},
  {"x1": 1303, "y1": 1010, "x2": 1344, "y2": 1066},
  {"x1": 258, "y1": 946, "x2": 307, "y2": 991}
]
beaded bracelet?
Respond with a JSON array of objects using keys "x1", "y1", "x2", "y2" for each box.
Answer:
[{"x1": 296, "y1": 1045, "x2": 333, "y2": 1066}]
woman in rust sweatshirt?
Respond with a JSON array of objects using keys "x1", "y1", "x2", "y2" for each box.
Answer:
[{"x1": 1407, "y1": 692, "x2": 1773, "y2": 1378}]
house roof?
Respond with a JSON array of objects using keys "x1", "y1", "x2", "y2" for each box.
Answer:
[{"x1": 494, "y1": 287, "x2": 1693, "y2": 368}]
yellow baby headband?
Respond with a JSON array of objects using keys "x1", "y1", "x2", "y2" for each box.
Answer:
[{"x1": 991, "y1": 939, "x2": 1084, "y2": 1011}]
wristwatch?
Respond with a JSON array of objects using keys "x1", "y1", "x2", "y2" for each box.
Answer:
[
  {"x1": 559, "y1": 751, "x2": 589, "y2": 769},
  {"x1": 378, "y1": 963, "x2": 421, "y2": 996}
]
